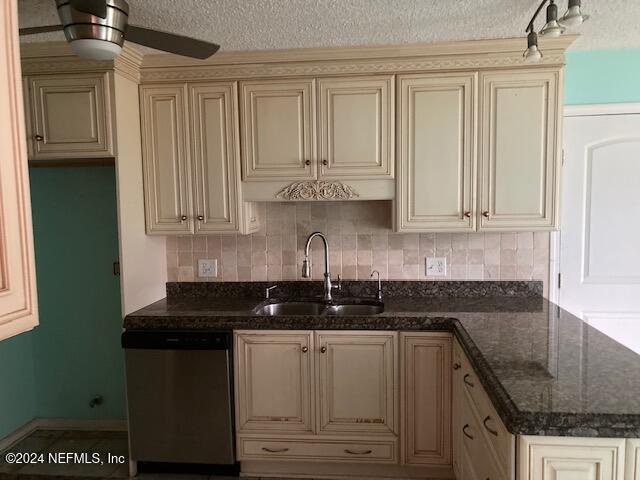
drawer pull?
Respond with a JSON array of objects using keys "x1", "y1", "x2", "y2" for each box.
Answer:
[
  {"x1": 344, "y1": 449, "x2": 372, "y2": 455},
  {"x1": 261, "y1": 447, "x2": 289, "y2": 453},
  {"x1": 483, "y1": 415, "x2": 498, "y2": 436},
  {"x1": 34, "y1": 134, "x2": 44, "y2": 141},
  {"x1": 462, "y1": 424, "x2": 474, "y2": 440},
  {"x1": 463, "y1": 374, "x2": 475, "y2": 387}
]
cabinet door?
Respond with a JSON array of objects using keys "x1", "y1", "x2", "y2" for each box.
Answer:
[
  {"x1": 316, "y1": 331, "x2": 397, "y2": 435},
  {"x1": 627, "y1": 439, "x2": 640, "y2": 480},
  {"x1": 318, "y1": 75, "x2": 393, "y2": 179},
  {"x1": 240, "y1": 79, "x2": 316, "y2": 180},
  {"x1": 518, "y1": 436, "x2": 625, "y2": 480},
  {"x1": 234, "y1": 331, "x2": 314, "y2": 434},
  {"x1": 479, "y1": 69, "x2": 561, "y2": 231},
  {"x1": 189, "y1": 82, "x2": 242, "y2": 233},
  {"x1": 140, "y1": 84, "x2": 192, "y2": 234},
  {"x1": 401, "y1": 333, "x2": 452, "y2": 466},
  {"x1": 25, "y1": 73, "x2": 113, "y2": 160},
  {"x1": 452, "y1": 341, "x2": 463, "y2": 476},
  {"x1": 396, "y1": 73, "x2": 476, "y2": 232},
  {"x1": 0, "y1": 0, "x2": 38, "y2": 340}
]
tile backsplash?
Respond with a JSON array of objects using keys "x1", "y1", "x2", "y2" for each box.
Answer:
[{"x1": 167, "y1": 201, "x2": 550, "y2": 292}]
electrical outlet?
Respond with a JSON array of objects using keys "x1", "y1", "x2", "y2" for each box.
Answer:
[
  {"x1": 425, "y1": 257, "x2": 447, "y2": 277},
  {"x1": 198, "y1": 259, "x2": 217, "y2": 278}
]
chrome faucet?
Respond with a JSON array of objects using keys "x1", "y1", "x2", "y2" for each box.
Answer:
[
  {"x1": 302, "y1": 232, "x2": 338, "y2": 302},
  {"x1": 371, "y1": 270, "x2": 383, "y2": 301}
]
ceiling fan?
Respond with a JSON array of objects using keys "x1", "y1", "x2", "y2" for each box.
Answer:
[{"x1": 19, "y1": 0, "x2": 220, "y2": 60}]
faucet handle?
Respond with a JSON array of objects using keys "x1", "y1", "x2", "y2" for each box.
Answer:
[
  {"x1": 332, "y1": 274, "x2": 342, "y2": 292},
  {"x1": 265, "y1": 285, "x2": 278, "y2": 299}
]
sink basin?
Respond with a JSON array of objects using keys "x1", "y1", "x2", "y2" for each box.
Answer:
[
  {"x1": 254, "y1": 300, "x2": 384, "y2": 316},
  {"x1": 254, "y1": 302, "x2": 326, "y2": 316},
  {"x1": 324, "y1": 304, "x2": 384, "y2": 316}
]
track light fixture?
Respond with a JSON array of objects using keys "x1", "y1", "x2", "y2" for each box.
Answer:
[{"x1": 523, "y1": 0, "x2": 589, "y2": 63}]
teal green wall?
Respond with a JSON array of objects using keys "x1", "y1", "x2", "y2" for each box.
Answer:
[
  {"x1": 0, "y1": 334, "x2": 36, "y2": 436},
  {"x1": 0, "y1": 165, "x2": 125, "y2": 438},
  {"x1": 565, "y1": 49, "x2": 640, "y2": 104}
]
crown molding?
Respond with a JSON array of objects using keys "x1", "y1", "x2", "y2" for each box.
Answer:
[{"x1": 20, "y1": 41, "x2": 142, "y2": 82}]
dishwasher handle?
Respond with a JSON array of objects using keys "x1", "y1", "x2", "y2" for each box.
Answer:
[{"x1": 122, "y1": 330, "x2": 231, "y2": 350}]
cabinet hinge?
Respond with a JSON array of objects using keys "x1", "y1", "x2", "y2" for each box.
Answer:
[{"x1": 557, "y1": 272, "x2": 561, "y2": 289}]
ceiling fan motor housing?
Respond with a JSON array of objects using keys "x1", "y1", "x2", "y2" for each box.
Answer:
[{"x1": 56, "y1": 0, "x2": 129, "y2": 50}]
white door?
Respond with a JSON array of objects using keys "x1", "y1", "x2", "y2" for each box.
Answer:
[{"x1": 560, "y1": 108, "x2": 640, "y2": 354}]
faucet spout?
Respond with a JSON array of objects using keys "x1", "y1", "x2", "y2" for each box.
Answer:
[{"x1": 302, "y1": 232, "x2": 333, "y2": 302}]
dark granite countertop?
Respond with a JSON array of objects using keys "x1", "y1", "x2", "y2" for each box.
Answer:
[{"x1": 124, "y1": 281, "x2": 640, "y2": 439}]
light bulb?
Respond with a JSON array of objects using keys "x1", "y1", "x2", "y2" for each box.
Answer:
[
  {"x1": 560, "y1": 0, "x2": 590, "y2": 28},
  {"x1": 523, "y1": 31, "x2": 543, "y2": 63},
  {"x1": 540, "y1": 1, "x2": 565, "y2": 37}
]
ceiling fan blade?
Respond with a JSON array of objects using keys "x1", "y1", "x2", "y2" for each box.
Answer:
[
  {"x1": 19, "y1": 25, "x2": 64, "y2": 36},
  {"x1": 126, "y1": 25, "x2": 220, "y2": 59},
  {"x1": 69, "y1": 0, "x2": 108, "y2": 19}
]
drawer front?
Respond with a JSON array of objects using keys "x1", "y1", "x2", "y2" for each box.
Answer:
[
  {"x1": 238, "y1": 437, "x2": 397, "y2": 463},
  {"x1": 460, "y1": 391, "x2": 504, "y2": 480},
  {"x1": 459, "y1": 350, "x2": 513, "y2": 476}
]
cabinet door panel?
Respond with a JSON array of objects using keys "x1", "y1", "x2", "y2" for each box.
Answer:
[
  {"x1": 479, "y1": 69, "x2": 561, "y2": 231},
  {"x1": 316, "y1": 331, "x2": 397, "y2": 435},
  {"x1": 318, "y1": 75, "x2": 393, "y2": 179},
  {"x1": 26, "y1": 73, "x2": 113, "y2": 159},
  {"x1": 235, "y1": 331, "x2": 314, "y2": 434},
  {"x1": 626, "y1": 439, "x2": 640, "y2": 480},
  {"x1": 240, "y1": 79, "x2": 315, "y2": 180},
  {"x1": 140, "y1": 85, "x2": 192, "y2": 234},
  {"x1": 401, "y1": 333, "x2": 452, "y2": 465},
  {"x1": 396, "y1": 73, "x2": 476, "y2": 232},
  {"x1": 189, "y1": 83, "x2": 241, "y2": 233},
  {"x1": 518, "y1": 436, "x2": 625, "y2": 480}
]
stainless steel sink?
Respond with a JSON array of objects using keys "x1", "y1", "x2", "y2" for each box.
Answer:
[
  {"x1": 254, "y1": 302, "x2": 326, "y2": 316},
  {"x1": 254, "y1": 300, "x2": 384, "y2": 316},
  {"x1": 324, "y1": 304, "x2": 384, "y2": 316}
]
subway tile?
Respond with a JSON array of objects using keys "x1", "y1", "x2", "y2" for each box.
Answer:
[
  {"x1": 468, "y1": 233, "x2": 484, "y2": 250},
  {"x1": 178, "y1": 252, "x2": 193, "y2": 267},
  {"x1": 166, "y1": 236, "x2": 177, "y2": 252},
  {"x1": 357, "y1": 234, "x2": 372, "y2": 250},
  {"x1": 484, "y1": 248, "x2": 500, "y2": 266},
  {"x1": 251, "y1": 265, "x2": 267, "y2": 281},
  {"x1": 500, "y1": 249, "x2": 517, "y2": 266},
  {"x1": 451, "y1": 233, "x2": 468, "y2": 251},
  {"x1": 500, "y1": 233, "x2": 517, "y2": 250},
  {"x1": 468, "y1": 265, "x2": 484, "y2": 280},
  {"x1": 451, "y1": 250, "x2": 467, "y2": 266},
  {"x1": 357, "y1": 265, "x2": 373, "y2": 279},
  {"x1": 388, "y1": 233, "x2": 404, "y2": 250},
  {"x1": 484, "y1": 233, "x2": 501, "y2": 249},
  {"x1": 500, "y1": 265, "x2": 517, "y2": 280},
  {"x1": 357, "y1": 250, "x2": 372, "y2": 266},
  {"x1": 207, "y1": 235, "x2": 221, "y2": 254},
  {"x1": 419, "y1": 233, "x2": 436, "y2": 252},
  {"x1": 517, "y1": 232, "x2": 534, "y2": 249},
  {"x1": 192, "y1": 236, "x2": 207, "y2": 251},
  {"x1": 342, "y1": 234, "x2": 357, "y2": 251},
  {"x1": 403, "y1": 249, "x2": 419, "y2": 265},
  {"x1": 534, "y1": 231, "x2": 549, "y2": 250},
  {"x1": 435, "y1": 233, "x2": 452, "y2": 249},
  {"x1": 178, "y1": 236, "x2": 193, "y2": 252},
  {"x1": 388, "y1": 250, "x2": 403, "y2": 265},
  {"x1": 342, "y1": 265, "x2": 357, "y2": 280},
  {"x1": 450, "y1": 265, "x2": 467, "y2": 279},
  {"x1": 467, "y1": 249, "x2": 484, "y2": 265},
  {"x1": 516, "y1": 248, "x2": 534, "y2": 267},
  {"x1": 484, "y1": 265, "x2": 500, "y2": 280},
  {"x1": 403, "y1": 234, "x2": 419, "y2": 250},
  {"x1": 237, "y1": 266, "x2": 252, "y2": 281},
  {"x1": 372, "y1": 234, "x2": 388, "y2": 251}
]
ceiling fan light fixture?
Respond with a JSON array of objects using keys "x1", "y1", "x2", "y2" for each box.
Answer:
[
  {"x1": 559, "y1": 0, "x2": 589, "y2": 28},
  {"x1": 69, "y1": 38, "x2": 122, "y2": 60},
  {"x1": 540, "y1": 1, "x2": 565, "y2": 37},
  {"x1": 523, "y1": 31, "x2": 543, "y2": 63}
]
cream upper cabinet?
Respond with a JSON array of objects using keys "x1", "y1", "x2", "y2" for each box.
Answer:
[
  {"x1": 316, "y1": 331, "x2": 397, "y2": 436},
  {"x1": 400, "y1": 333, "x2": 452, "y2": 466},
  {"x1": 518, "y1": 436, "x2": 626, "y2": 480},
  {"x1": 0, "y1": 0, "x2": 38, "y2": 340},
  {"x1": 141, "y1": 81, "x2": 257, "y2": 235},
  {"x1": 189, "y1": 83, "x2": 249, "y2": 234},
  {"x1": 318, "y1": 75, "x2": 394, "y2": 179},
  {"x1": 140, "y1": 84, "x2": 192, "y2": 234},
  {"x1": 240, "y1": 78, "x2": 316, "y2": 181},
  {"x1": 24, "y1": 72, "x2": 114, "y2": 161},
  {"x1": 478, "y1": 69, "x2": 561, "y2": 231},
  {"x1": 234, "y1": 331, "x2": 314, "y2": 434},
  {"x1": 395, "y1": 73, "x2": 476, "y2": 232}
]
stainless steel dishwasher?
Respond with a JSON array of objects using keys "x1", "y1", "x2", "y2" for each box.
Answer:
[{"x1": 122, "y1": 330, "x2": 235, "y2": 469}]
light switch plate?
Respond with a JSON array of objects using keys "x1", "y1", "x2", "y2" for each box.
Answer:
[
  {"x1": 198, "y1": 259, "x2": 217, "y2": 278},
  {"x1": 426, "y1": 257, "x2": 447, "y2": 277}
]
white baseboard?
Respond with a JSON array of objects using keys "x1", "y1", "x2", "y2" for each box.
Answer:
[{"x1": 0, "y1": 417, "x2": 127, "y2": 452}]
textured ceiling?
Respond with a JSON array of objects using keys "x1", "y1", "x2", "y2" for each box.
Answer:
[{"x1": 18, "y1": 0, "x2": 640, "y2": 53}]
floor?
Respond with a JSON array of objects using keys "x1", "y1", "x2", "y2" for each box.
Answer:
[{"x1": 0, "y1": 430, "x2": 320, "y2": 480}]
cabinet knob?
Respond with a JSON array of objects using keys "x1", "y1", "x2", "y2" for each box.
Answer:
[
  {"x1": 483, "y1": 416, "x2": 499, "y2": 436},
  {"x1": 180, "y1": 215, "x2": 187, "y2": 222},
  {"x1": 453, "y1": 362, "x2": 461, "y2": 370},
  {"x1": 482, "y1": 211, "x2": 490, "y2": 218},
  {"x1": 304, "y1": 159, "x2": 311, "y2": 166},
  {"x1": 462, "y1": 424, "x2": 474, "y2": 440},
  {"x1": 301, "y1": 346, "x2": 308, "y2": 353},
  {"x1": 34, "y1": 134, "x2": 44, "y2": 141},
  {"x1": 463, "y1": 373, "x2": 475, "y2": 388},
  {"x1": 320, "y1": 346, "x2": 327, "y2": 353},
  {"x1": 197, "y1": 215, "x2": 204, "y2": 221},
  {"x1": 464, "y1": 211, "x2": 471, "y2": 218},
  {"x1": 322, "y1": 159, "x2": 328, "y2": 166}
]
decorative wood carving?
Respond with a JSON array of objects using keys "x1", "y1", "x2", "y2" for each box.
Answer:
[{"x1": 276, "y1": 181, "x2": 359, "y2": 200}]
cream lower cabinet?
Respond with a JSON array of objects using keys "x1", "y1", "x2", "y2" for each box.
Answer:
[
  {"x1": 235, "y1": 330, "x2": 399, "y2": 464},
  {"x1": 395, "y1": 73, "x2": 476, "y2": 232},
  {"x1": 478, "y1": 69, "x2": 561, "y2": 231},
  {"x1": 627, "y1": 439, "x2": 640, "y2": 480},
  {"x1": 400, "y1": 332, "x2": 452, "y2": 465},
  {"x1": 140, "y1": 82, "x2": 258, "y2": 235},
  {"x1": 24, "y1": 72, "x2": 114, "y2": 161},
  {"x1": 518, "y1": 436, "x2": 626, "y2": 480}
]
